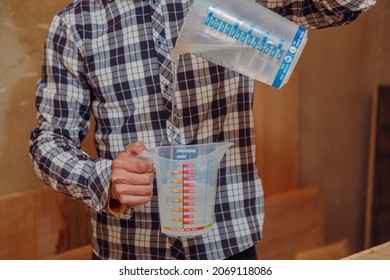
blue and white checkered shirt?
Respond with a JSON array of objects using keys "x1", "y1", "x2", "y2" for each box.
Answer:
[{"x1": 30, "y1": 0, "x2": 376, "y2": 259}]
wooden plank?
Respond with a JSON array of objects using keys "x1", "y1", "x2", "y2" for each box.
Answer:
[
  {"x1": 364, "y1": 86, "x2": 390, "y2": 249},
  {"x1": 256, "y1": 186, "x2": 325, "y2": 260},
  {"x1": 253, "y1": 69, "x2": 299, "y2": 196},
  {"x1": 344, "y1": 240, "x2": 390, "y2": 260},
  {"x1": 46, "y1": 244, "x2": 92, "y2": 260},
  {"x1": 0, "y1": 186, "x2": 91, "y2": 260},
  {"x1": 295, "y1": 238, "x2": 351, "y2": 260},
  {"x1": 364, "y1": 87, "x2": 378, "y2": 249}
]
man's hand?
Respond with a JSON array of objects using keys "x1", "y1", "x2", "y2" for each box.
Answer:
[{"x1": 110, "y1": 141, "x2": 154, "y2": 208}]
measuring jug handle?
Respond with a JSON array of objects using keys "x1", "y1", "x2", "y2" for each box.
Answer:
[{"x1": 133, "y1": 150, "x2": 154, "y2": 163}]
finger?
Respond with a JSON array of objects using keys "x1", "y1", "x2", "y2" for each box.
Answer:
[
  {"x1": 113, "y1": 184, "x2": 154, "y2": 207},
  {"x1": 119, "y1": 194, "x2": 152, "y2": 208},
  {"x1": 111, "y1": 169, "x2": 154, "y2": 186},
  {"x1": 124, "y1": 141, "x2": 147, "y2": 156},
  {"x1": 113, "y1": 182, "x2": 153, "y2": 197},
  {"x1": 113, "y1": 154, "x2": 154, "y2": 174},
  {"x1": 126, "y1": 157, "x2": 154, "y2": 173}
]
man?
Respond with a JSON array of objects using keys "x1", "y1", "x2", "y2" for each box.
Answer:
[{"x1": 29, "y1": 0, "x2": 376, "y2": 260}]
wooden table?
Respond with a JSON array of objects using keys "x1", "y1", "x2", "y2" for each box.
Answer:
[{"x1": 343, "y1": 241, "x2": 390, "y2": 260}]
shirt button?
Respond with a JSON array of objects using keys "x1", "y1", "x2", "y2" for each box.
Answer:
[
  {"x1": 152, "y1": 0, "x2": 158, "y2": 5},
  {"x1": 164, "y1": 84, "x2": 169, "y2": 90},
  {"x1": 156, "y1": 39, "x2": 163, "y2": 46}
]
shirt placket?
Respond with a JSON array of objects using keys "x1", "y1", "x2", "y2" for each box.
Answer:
[
  {"x1": 150, "y1": 0, "x2": 182, "y2": 145},
  {"x1": 150, "y1": 0, "x2": 187, "y2": 259}
]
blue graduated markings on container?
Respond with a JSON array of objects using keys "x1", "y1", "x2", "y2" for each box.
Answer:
[
  {"x1": 203, "y1": 4, "x2": 307, "y2": 88},
  {"x1": 204, "y1": 5, "x2": 286, "y2": 61},
  {"x1": 271, "y1": 26, "x2": 306, "y2": 88}
]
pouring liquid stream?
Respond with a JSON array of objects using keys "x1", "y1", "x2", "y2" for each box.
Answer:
[
  {"x1": 169, "y1": 43, "x2": 222, "y2": 161},
  {"x1": 168, "y1": 42, "x2": 239, "y2": 159},
  {"x1": 170, "y1": 55, "x2": 179, "y2": 161},
  {"x1": 168, "y1": 43, "x2": 227, "y2": 160}
]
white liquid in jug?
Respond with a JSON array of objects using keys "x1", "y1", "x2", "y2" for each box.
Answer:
[
  {"x1": 172, "y1": 42, "x2": 280, "y2": 85},
  {"x1": 158, "y1": 181, "x2": 216, "y2": 236}
]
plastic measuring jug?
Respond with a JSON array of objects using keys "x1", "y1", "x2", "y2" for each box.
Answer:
[
  {"x1": 171, "y1": 0, "x2": 308, "y2": 89},
  {"x1": 138, "y1": 142, "x2": 233, "y2": 237}
]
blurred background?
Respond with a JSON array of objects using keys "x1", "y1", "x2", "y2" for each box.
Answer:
[{"x1": 0, "y1": 0, "x2": 388, "y2": 259}]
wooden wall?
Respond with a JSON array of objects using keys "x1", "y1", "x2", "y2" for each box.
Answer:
[
  {"x1": 0, "y1": 0, "x2": 387, "y2": 259},
  {"x1": 364, "y1": 86, "x2": 390, "y2": 249},
  {"x1": 253, "y1": 70, "x2": 299, "y2": 196},
  {"x1": 299, "y1": 1, "x2": 387, "y2": 253},
  {"x1": 0, "y1": 187, "x2": 90, "y2": 259}
]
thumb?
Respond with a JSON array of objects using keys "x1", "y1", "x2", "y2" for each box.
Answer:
[{"x1": 124, "y1": 141, "x2": 147, "y2": 156}]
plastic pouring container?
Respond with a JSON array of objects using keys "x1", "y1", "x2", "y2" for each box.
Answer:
[
  {"x1": 171, "y1": 0, "x2": 308, "y2": 89},
  {"x1": 137, "y1": 142, "x2": 233, "y2": 237}
]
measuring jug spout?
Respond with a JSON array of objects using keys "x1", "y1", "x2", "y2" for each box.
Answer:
[{"x1": 215, "y1": 142, "x2": 234, "y2": 163}]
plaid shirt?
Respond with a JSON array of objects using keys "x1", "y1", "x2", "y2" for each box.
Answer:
[{"x1": 30, "y1": 0, "x2": 376, "y2": 259}]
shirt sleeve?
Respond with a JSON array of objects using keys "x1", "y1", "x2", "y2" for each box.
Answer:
[
  {"x1": 29, "y1": 13, "x2": 111, "y2": 212},
  {"x1": 258, "y1": 0, "x2": 377, "y2": 29}
]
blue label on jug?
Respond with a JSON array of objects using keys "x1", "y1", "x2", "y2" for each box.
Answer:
[
  {"x1": 204, "y1": 4, "x2": 216, "y2": 25},
  {"x1": 202, "y1": 5, "x2": 306, "y2": 88},
  {"x1": 272, "y1": 26, "x2": 306, "y2": 88}
]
